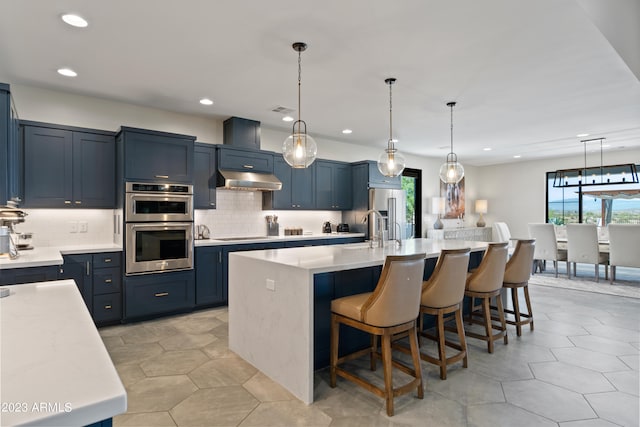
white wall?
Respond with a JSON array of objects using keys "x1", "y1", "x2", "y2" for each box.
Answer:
[
  {"x1": 13, "y1": 83, "x2": 637, "y2": 243},
  {"x1": 477, "y1": 148, "x2": 640, "y2": 238}
]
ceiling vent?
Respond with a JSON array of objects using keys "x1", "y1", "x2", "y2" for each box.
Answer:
[{"x1": 271, "y1": 105, "x2": 295, "y2": 115}]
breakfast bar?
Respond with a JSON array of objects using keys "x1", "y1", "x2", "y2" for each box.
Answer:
[{"x1": 228, "y1": 238, "x2": 487, "y2": 404}]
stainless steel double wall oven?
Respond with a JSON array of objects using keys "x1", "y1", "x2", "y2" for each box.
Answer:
[{"x1": 125, "y1": 182, "x2": 194, "y2": 275}]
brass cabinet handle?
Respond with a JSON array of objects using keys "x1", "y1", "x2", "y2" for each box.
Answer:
[
  {"x1": 64, "y1": 200, "x2": 72, "y2": 204},
  {"x1": 75, "y1": 201, "x2": 82, "y2": 204},
  {"x1": 104, "y1": 305, "x2": 112, "y2": 310},
  {"x1": 104, "y1": 258, "x2": 112, "y2": 263},
  {"x1": 104, "y1": 279, "x2": 112, "y2": 283},
  {"x1": 243, "y1": 164, "x2": 254, "y2": 169},
  {"x1": 155, "y1": 175, "x2": 169, "y2": 179},
  {"x1": 155, "y1": 292, "x2": 169, "y2": 297}
]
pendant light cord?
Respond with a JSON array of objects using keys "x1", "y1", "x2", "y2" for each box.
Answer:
[
  {"x1": 388, "y1": 81, "x2": 393, "y2": 150},
  {"x1": 450, "y1": 103, "x2": 454, "y2": 155},
  {"x1": 297, "y1": 50, "x2": 302, "y2": 135}
]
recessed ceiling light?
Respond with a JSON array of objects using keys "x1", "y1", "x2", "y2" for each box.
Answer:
[
  {"x1": 342, "y1": 129, "x2": 352, "y2": 134},
  {"x1": 576, "y1": 133, "x2": 589, "y2": 138},
  {"x1": 513, "y1": 155, "x2": 521, "y2": 158},
  {"x1": 282, "y1": 116, "x2": 294, "y2": 122},
  {"x1": 483, "y1": 147, "x2": 492, "y2": 151},
  {"x1": 57, "y1": 68, "x2": 77, "y2": 77},
  {"x1": 61, "y1": 14, "x2": 88, "y2": 28},
  {"x1": 199, "y1": 98, "x2": 213, "y2": 106}
]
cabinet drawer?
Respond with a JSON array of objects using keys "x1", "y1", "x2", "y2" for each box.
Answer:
[
  {"x1": 218, "y1": 148, "x2": 273, "y2": 173},
  {"x1": 93, "y1": 267, "x2": 122, "y2": 295},
  {"x1": 93, "y1": 252, "x2": 121, "y2": 268},
  {"x1": 93, "y1": 293, "x2": 122, "y2": 323},
  {"x1": 124, "y1": 271, "x2": 194, "y2": 319}
]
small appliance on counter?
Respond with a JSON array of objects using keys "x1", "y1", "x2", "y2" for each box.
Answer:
[
  {"x1": 12, "y1": 232, "x2": 34, "y2": 250},
  {"x1": 195, "y1": 225, "x2": 210, "y2": 240},
  {"x1": 266, "y1": 215, "x2": 279, "y2": 236},
  {"x1": 284, "y1": 227, "x2": 303, "y2": 236},
  {"x1": 322, "y1": 221, "x2": 332, "y2": 234},
  {"x1": 337, "y1": 223, "x2": 350, "y2": 233}
]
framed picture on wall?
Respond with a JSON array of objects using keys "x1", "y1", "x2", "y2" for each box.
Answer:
[{"x1": 440, "y1": 177, "x2": 465, "y2": 219}]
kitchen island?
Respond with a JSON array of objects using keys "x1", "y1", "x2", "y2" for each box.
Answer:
[
  {"x1": 0, "y1": 280, "x2": 127, "y2": 426},
  {"x1": 228, "y1": 238, "x2": 488, "y2": 404}
]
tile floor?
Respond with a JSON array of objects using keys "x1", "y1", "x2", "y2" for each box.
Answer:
[{"x1": 100, "y1": 272, "x2": 639, "y2": 427}]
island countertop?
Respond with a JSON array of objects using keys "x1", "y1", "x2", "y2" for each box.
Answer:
[
  {"x1": 228, "y1": 238, "x2": 488, "y2": 404},
  {"x1": 230, "y1": 238, "x2": 488, "y2": 273},
  {"x1": 0, "y1": 280, "x2": 127, "y2": 426}
]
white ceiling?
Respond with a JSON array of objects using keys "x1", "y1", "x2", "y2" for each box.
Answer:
[{"x1": 1, "y1": 0, "x2": 639, "y2": 166}]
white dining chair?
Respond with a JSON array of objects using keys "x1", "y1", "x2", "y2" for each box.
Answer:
[
  {"x1": 566, "y1": 223, "x2": 608, "y2": 282},
  {"x1": 492, "y1": 222, "x2": 514, "y2": 255},
  {"x1": 528, "y1": 223, "x2": 567, "y2": 277},
  {"x1": 608, "y1": 224, "x2": 640, "y2": 283}
]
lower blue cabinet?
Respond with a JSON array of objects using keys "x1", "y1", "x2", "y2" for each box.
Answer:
[
  {"x1": 0, "y1": 265, "x2": 59, "y2": 286},
  {"x1": 124, "y1": 270, "x2": 195, "y2": 319},
  {"x1": 195, "y1": 246, "x2": 224, "y2": 306}
]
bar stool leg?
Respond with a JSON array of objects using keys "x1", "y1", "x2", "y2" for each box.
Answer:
[
  {"x1": 381, "y1": 331, "x2": 394, "y2": 416},
  {"x1": 511, "y1": 288, "x2": 522, "y2": 337},
  {"x1": 482, "y1": 297, "x2": 493, "y2": 353},
  {"x1": 437, "y1": 311, "x2": 446, "y2": 380},
  {"x1": 408, "y1": 326, "x2": 424, "y2": 399},
  {"x1": 454, "y1": 306, "x2": 468, "y2": 368},
  {"x1": 523, "y1": 285, "x2": 534, "y2": 331},
  {"x1": 496, "y1": 294, "x2": 508, "y2": 345},
  {"x1": 330, "y1": 314, "x2": 339, "y2": 387}
]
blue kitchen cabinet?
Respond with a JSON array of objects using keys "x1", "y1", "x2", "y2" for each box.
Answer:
[
  {"x1": 123, "y1": 270, "x2": 195, "y2": 320},
  {"x1": 315, "y1": 160, "x2": 352, "y2": 210},
  {"x1": 120, "y1": 127, "x2": 195, "y2": 184},
  {"x1": 59, "y1": 254, "x2": 94, "y2": 312},
  {"x1": 195, "y1": 246, "x2": 224, "y2": 306},
  {"x1": 22, "y1": 122, "x2": 116, "y2": 208},
  {"x1": 194, "y1": 143, "x2": 217, "y2": 209},
  {"x1": 217, "y1": 146, "x2": 273, "y2": 174},
  {"x1": 0, "y1": 83, "x2": 21, "y2": 204},
  {"x1": 59, "y1": 252, "x2": 122, "y2": 324},
  {"x1": 262, "y1": 156, "x2": 315, "y2": 209},
  {"x1": 352, "y1": 160, "x2": 402, "y2": 189},
  {"x1": 0, "y1": 266, "x2": 59, "y2": 286}
]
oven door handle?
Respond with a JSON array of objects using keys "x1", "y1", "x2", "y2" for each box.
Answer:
[{"x1": 128, "y1": 222, "x2": 194, "y2": 230}]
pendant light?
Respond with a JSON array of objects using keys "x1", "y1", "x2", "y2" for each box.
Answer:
[
  {"x1": 282, "y1": 42, "x2": 317, "y2": 168},
  {"x1": 439, "y1": 101, "x2": 465, "y2": 184},
  {"x1": 377, "y1": 78, "x2": 406, "y2": 177}
]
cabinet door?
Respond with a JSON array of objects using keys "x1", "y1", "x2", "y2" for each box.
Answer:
[
  {"x1": 266, "y1": 156, "x2": 292, "y2": 209},
  {"x1": 194, "y1": 144, "x2": 217, "y2": 209},
  {"x1": 124, "y1": 131, "x2": 194, "y2": 183},
  {"x1": 291, "y1": 165, "x2": 315, "y2": 209},
  {"x1": 332, "y1": 163, "x2": 352, "y2": 210},
  {"x1": 0, "y1": 87, "x2": 7, "y2": 205},
  {"x1": 23, "y1": 126, "x2": 73, "y2": 207},
  {"x1": 73, "y1": 132, "x2": 115, "y2": 208},
  {"x1": 367, "y1": 161, "x2": 401, "y2": 189},
  {"x1": 315, "y1": 161, "x2": 333, "y2": 209},
  {"x1": 217, "y1": 147, "x2": 273, "y2": 173},
  {"x1": 195, "y1": 246, "x2": 224, "y2": 305},
  {"x1": 59, "y1": 254, "x2": 93, "y2": 313}
]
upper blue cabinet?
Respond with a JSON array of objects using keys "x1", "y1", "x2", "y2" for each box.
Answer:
[
  {"x1": 22, "y1": 121, "x2": 116, "y2": 208},
  {"x1": 0, "y1": 83, "x2": 21, "y2": 205},
  {"x1": 217, "y1": 145, "x2": 273, "y2": 174},
  {"x1": 119, "y1": 127, "x2": 195, "y2": 184},
  {"x1": 352, "y1": 160, "x2": 401, "y2": 189},
  {"x1": 315, "y1": 160, "x2": 352, "y2": 210},
  {"x1": 194, "y1": 143, "x2": 217, "y2": 209}
]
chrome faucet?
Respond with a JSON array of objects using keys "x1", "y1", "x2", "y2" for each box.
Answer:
[
  {"x1": 361, "y1": 209, "x2": 384, "y2": 248},
  {"x1": 392, "y1": 221, "x2": 402, "y2": 247}
]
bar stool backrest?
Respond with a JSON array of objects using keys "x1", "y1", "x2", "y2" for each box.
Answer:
[
  {"x1": 362, "y1": 253, "x2": 426, "y2": 327},
  {"x1": 421, "y1": 248, "x2": 471, "y2": 308},
  {"x1": 504, "y1": 239, "x2": 536, "y2": 284},
  {"x1": 466, "y1": 242, "x2": 509, "y2": 293}
]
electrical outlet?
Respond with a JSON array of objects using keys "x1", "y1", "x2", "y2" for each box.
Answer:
[
  {"x1": 68, "y1": 221, "x2": 78, "y2": 233},
  {"x1": 266, "y1": 279, "x2": 275, "y2": 291},
  {"x1": 79, "y1": 221, "x2": 88, "y2": 233}
]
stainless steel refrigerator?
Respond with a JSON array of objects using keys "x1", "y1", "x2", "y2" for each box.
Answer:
[{"x1": 342, "y1": 188, "x2": 407, "y2": 241}]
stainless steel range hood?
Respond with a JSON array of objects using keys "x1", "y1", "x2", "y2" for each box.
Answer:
[{"x1": 217, "y1": 169, "x2": 282, "y2": 191}]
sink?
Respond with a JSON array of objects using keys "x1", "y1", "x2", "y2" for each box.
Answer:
[{"x1": 214, "y1": 236, "x2": 270, "y2": 241}]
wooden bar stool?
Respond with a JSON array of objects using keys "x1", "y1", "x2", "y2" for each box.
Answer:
[
  {"x1": 330, "y1": 253, "x2": 426, "y2": 416},
  {"x1": 501, "y1": 239, "x2": 536, "y2": 336},
  {"x1": 418, "y1": 248, "x2": 471, "y2": 380},
  {"x1": 465, "y1": 242, "x2": 509, "y2": 353}
]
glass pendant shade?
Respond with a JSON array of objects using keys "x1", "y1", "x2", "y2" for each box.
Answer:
[
  {"x1": 282, "y1": 125, "x2": 317, "y2": 168},
  {"x1": 440, "y1": 101, "x2": 464, "y2": 184},
  {"x1": 377, "y1": 77, "x2": 404, "y2": 177},
  {"x1": 439, "y1": 153, "x2": 465, "y2": 184},
  {"x1": 282, "y1": 42, "x2": 316, "y2": 168},
  {"x1": 377, "y1": 145, "x2": 406, "y2": 177}
]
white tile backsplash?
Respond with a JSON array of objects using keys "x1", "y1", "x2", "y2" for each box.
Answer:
[
  {"x1": 17, "y1": 209, "x2": 116, "y2": 248},
  {"x1": 195, "y1": 189, "x2": 342, "y2": 238}
]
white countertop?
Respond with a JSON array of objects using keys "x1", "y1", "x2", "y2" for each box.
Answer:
[
  {"x1": 195, "y1": 232, "x2": 364, "y2": 247},
  {"x1": 0, "y1": 243, "x2": 122, "y2": 269},
  {"x1": 0, "y1": 280, "x2": 127, "y2": 426},
  {"x1": 230, "y1": 238, "x2": 488, "y2": 274}
]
